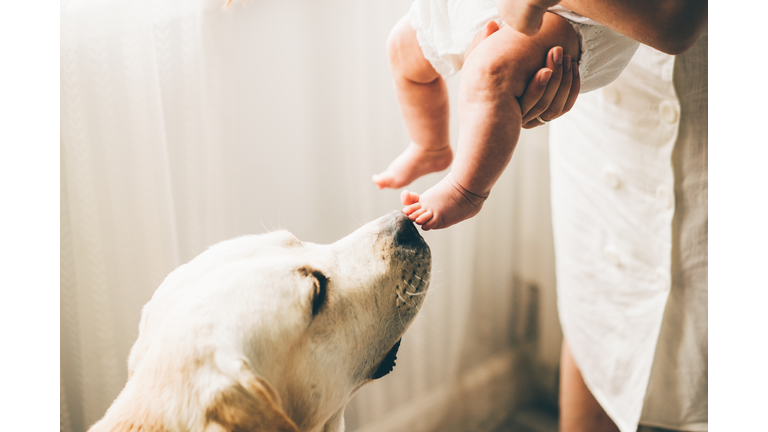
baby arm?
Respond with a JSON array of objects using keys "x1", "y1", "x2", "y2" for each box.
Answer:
[{"x1": 403, "y1": 12, "x2": 580, "y2": 230}]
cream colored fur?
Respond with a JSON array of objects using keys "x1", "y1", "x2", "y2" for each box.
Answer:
[{"x1": 88, "y1": 211, "x2": 431, "y2": 432}]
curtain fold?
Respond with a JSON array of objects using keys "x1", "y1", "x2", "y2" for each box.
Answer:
[{"x1": 61, "y1": 0, "x2": 560, "y2": 430}]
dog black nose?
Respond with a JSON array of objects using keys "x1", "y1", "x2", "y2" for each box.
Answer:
[{"x1": 392, "y1": 211, "x2": 423, "y2": 246}]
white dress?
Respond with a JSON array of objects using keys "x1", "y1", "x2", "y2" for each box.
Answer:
[{"x1": 549, "y1": 30, "x2": 708, "y2": 432}]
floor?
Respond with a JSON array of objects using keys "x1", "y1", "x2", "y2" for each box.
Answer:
[{"x1": 491, "y1": 406, "x2": 559, "y2": 432}]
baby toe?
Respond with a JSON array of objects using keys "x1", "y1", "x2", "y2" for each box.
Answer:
[
  {"x1": 403, "y1": 202, "x2": 422, "y2": 216},
  {"x1": 422, "y1": 213, "x2": 443, "y2": 230},
  {"x1": 409, "y1": 207, "x2": 427, "y2": 221},
  {"x1": 373, "y1": 171, "x2": 394, "y2": 189},
  {"x1": 415, "y1": 210, "x2": 433, "y2": 225},
  {"x1": 400, "y1": 190, "x2": 420, "y2": 205}
]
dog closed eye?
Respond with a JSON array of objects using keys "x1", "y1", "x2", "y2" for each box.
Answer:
[
  {"x1": 298, "y1": 266, "x2": 328, "y2": 316},
  {"x1": 311, "y1": 271, "x2": 328, "y2": 316}
]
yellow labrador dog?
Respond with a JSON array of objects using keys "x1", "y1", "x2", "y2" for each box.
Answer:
[{"x1": 88, "y1": 211, "x2": 430, "y2": 432}]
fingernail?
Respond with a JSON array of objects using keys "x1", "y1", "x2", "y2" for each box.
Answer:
[
  {"x1": 553, "y1": 47, "x2": 563, "y2": 65},
  {"x1": 564, "y1": 55, "x2": 571, "y2": 72},
  {"x1": 541, "y1": 69, "x2": 552, "y2": 85}
]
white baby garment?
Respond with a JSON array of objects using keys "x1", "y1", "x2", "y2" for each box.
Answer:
[{"x1": 409, "y1": 0, "x2": 640, "y2": 92}]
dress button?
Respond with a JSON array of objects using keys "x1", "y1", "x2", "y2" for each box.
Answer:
[
  {"x1": 603, "y1": 87, "x2": 620, "y2": 104},
  {"x1": 656, "y1": 186, "x2": 673, "y2": 209},
  {"x1": 659, "y1": 100, "x2": 679, "y2": 124},
  {"x1": 603, "y1": 167, "x2": 621, "y2": 189}
]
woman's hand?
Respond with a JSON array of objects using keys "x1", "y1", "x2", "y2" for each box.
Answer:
[
  {"x1": 466, "y1": 23, "x2": 579, "y2": 129},
  {"x1": 519, "y1": 46, "x2": 580, "y2": 129}
]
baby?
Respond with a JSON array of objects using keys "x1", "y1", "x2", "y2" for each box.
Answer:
[{"x1": 373, "y1": 0, "x2": 640, "y2": 230}]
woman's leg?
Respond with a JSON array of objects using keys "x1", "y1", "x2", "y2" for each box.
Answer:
[{"x1": 560, "y1": 339, "x2": 620, "y2": 432}]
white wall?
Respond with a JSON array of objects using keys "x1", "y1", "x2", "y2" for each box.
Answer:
[{"x1": 60, "y1": 0, "x2": 562, "y2": 430}]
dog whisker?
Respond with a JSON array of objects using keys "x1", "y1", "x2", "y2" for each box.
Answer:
[
  {"x1": 396, "y1": 305, "x2": 408, "y2": 332},
  {"x1": 418, "y1": 313, "x2": 440, "y2": 343},
  {"x1": 396, "y1": 291, "x2": 407, "y2": 304},
  {"x1": 422, "y1": 280, "x2": 446, "y2": 294},
  {"x1": 405, "y1": 291, "x2": 425, "y2": 296},
  {"x1": 406, "y1": 311, "x2": 435, "y2": 345},
  {"x1": 414, "y1": 299, "x2": 442, "y2": 333},
  {"x1": 260, "y1": 220, "x2": 271, "y2": 233}
]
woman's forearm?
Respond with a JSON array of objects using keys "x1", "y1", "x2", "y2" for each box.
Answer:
[{"x1": 558, "y1": 0, "x2": 707, "y2": 54}]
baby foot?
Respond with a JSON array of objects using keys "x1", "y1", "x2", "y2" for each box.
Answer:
[
  {"x1": 465, "y1": 18, "x2": 501, "y2": 61},
  {"x1": 372, "y1": 142, "x2": 453, "y2": 189},
  {"x1": 401, "y1": 173, "x2": 488, "y2": 231}
]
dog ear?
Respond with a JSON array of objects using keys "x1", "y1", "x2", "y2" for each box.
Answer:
[{"x1": 205, "y1": 369, "x2": 299, "y2": 432}]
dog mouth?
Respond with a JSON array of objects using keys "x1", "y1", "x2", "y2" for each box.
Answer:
[{"x1": 372, "y1": 339, "x2": 401, "y2": 380}]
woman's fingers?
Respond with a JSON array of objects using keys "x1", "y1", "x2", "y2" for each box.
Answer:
[
  {"x1": 517, "y1": 46, "x2": 581, "y2": 130},
  {"x1": 560, "y1": 62, "x2": 580, "y2": 115},
  {"x1": 518, "y1": 46, "x2": 564, "y2": 120},
  {"x1": 518, "y1": 67, "x2": 552, "y2": 118},
  {"x1": 521, "y1": 60, "x2": 580, "y2": 128},
  {"x1": 539, "y1": 55, "x2": 573, "y2": 121},
  {"x1": 521, "y1": 46, "x2": 563, "y2": 124},
  {"x1": 522, "y1": 116, "x2": 546, "y2": 129}
]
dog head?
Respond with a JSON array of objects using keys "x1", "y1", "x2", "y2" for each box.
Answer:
[{"x1": 90, "y1": 211, "x2": 430, "y2": 432}]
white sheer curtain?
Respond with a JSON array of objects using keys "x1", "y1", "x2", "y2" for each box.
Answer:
[{"x1": 60, "y1": 0, "x2": 561, "y2": 431}]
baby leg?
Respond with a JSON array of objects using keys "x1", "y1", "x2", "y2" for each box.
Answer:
[
  {"x1": 373, "y1": 16, "x2": 499, "y2": 189},
  {"x1": 403, "y1": 13, "x2": 580, "y2": 230}
]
